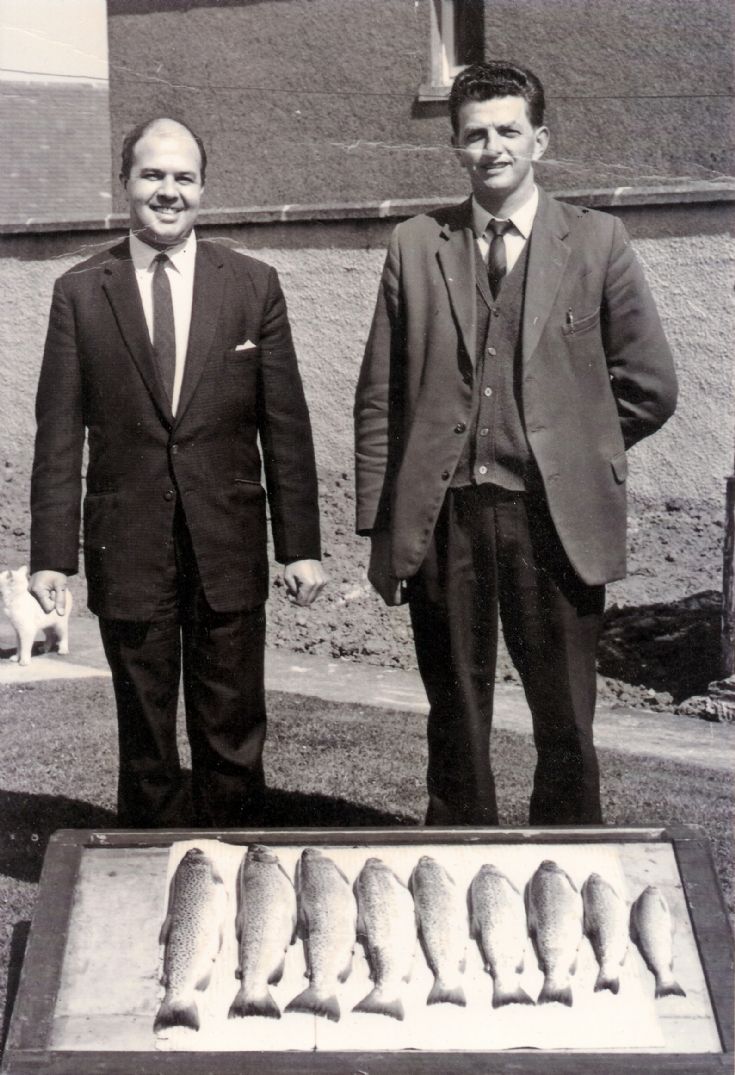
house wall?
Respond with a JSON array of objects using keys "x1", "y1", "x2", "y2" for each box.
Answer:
[
  {"x1": 1, "y1": 200, "x2": 732, "y2": 584},
  {"x1": 106, "y1": 0, "x2": 733, "y2": 209}
]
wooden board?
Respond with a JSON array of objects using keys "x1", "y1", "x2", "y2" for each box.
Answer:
[{"x1": 1, "y1": 826, "x2": 733, "y2": 1074}]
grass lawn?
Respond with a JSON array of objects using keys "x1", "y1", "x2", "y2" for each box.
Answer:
[{"x1": 0, "y1": 678, "x2": 732, "y2": 1054}]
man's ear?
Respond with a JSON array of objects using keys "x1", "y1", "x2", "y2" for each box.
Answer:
[{"x1": 532, "y1": 126, "x2": 550, "y2": 162}]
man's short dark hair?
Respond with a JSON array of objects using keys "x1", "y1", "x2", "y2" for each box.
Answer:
[
  {"x1": 120, "y1": 117, "x2": 208, "y2": 183},
  {"x1": 449, "y1": 62, "x2": 545, "y2": 133}
]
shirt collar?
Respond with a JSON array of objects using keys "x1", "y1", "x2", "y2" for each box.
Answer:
[
  {"x1": 472, "y1": 185, "x2": 539, "y2": 241},
  {"x1": 129, "y1": 229, "x2": 197, "y2": 274}
]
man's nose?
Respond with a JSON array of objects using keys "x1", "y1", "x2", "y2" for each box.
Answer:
[
  {"x1": 483, "y1": 129, "x2": 502, "y2": 156},
  {"x1": 157, "y1": 175, "x2": 178, "y2": 199}
]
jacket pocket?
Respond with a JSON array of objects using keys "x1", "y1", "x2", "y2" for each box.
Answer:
[
  {"x1": 225, "y1": 345, "x2": 261, "y2": 362},
  {"x1": 611, "y1": 451, "x2": 628, "y2": 483},
  {"x1": 563, "y1": 307, "x2": 601, "y2": 336}
]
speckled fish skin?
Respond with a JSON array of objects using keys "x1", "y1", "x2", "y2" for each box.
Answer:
[
  {"x1": 228, "y1": 844, "x2": 297, "y2": 1020},
  {"x1": 581, "y1": 872, "x2": 629, "y2": 994},
  {"x1": 285, "y1": 848, "x2": 357, "y2": 1022},
  {"x1": 409, "y1": 855, "x2": 467, "y2": 1007},
  {"x1": 469, "y1": 863, "x2": 534, "y2": 1008},
  {"x1": 353, "y1": 857, "x2": 416, "y2": 1021},
  {"x1": 630, "y1": 885, "x2": 686, "y2": 999},
  {"x1": 154, "y1": 847, "x2": 227, "y2": 1033},
  {"x1": 525, "y1": 860, "x2": 584, "y2": 1007}
]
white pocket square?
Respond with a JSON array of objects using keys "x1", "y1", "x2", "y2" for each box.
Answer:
[{"x1": 234, "y1": 339, "x2": 257, "y2": 351}]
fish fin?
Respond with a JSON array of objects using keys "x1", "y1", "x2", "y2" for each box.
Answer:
[
  {"x1": 515, "y1": 957, "x2": 524, "y2": 974},
  {"x1": 268, "y1": 953, "x2": 287, "y2": 986},
  {"x1": 538, "y1": 982, "x2": 573, "y2": 1007},
  {"x1": 285, "y1": 985, "x2": 341, "y2": 1022},
  {"x1": 427, "y1": 979, "x2": 466, "y2": 1007},
  {"x1": 493, "y1": 984, "x2": 535, "y2": 1009},
  {"x1": 337, "y1": 951, "x2": 353, "y2": 983},
  {"x1": 655, "y1": 977, "x2": 686, "y2": 999},
  {"x1": 158, "y1": 914, "x2": 172, "y2": 946},
  {"x1": 154, "y1": 996, "x2": 200, "y2": 1032},
  {"x1": 195, "y1": 968, "x2": 212, "y2": 991},
  {"x1": 459, "y1": 955, "x2": 467, "y2": 974},
  {"x1": 570, "y1": 955, "x2": 578, "y2": 976},
  {"x1": 594, "y1": 969, "x2": 620, "y2": 995},
  {"x1": 228, "y1": 988, "x2": 281, "y2": 1020},
  {"x1": 234, "y1": 910, "x2": 243, "y2": 945},
  {"x1": 353, "y1": 988, "x2": 404, "y2": 1021}
]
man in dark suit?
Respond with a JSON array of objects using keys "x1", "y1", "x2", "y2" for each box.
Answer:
[
  {"x1": 354, "y1": 63, "x2": 677, "y2": 826},
  {"x1": 30, "y1": 117, "x2": 326, "y2": 827}
]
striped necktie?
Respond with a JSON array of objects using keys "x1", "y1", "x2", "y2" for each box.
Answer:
[
  {"x1": 486, "y1": 219, "x2": 514, "y2": 299},
  {"x1": 152, "y1": 252, "x2": 175, "y2": 404}
]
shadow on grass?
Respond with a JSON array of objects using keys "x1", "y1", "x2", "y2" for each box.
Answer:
[
  {"x1": 262, "y1": 787, "x2": 416, "y2": 828},
  {"x1": 0, "y1": 789, "x2": 118, "y2": 883}
]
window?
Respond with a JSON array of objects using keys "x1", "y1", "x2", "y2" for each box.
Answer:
[{"x1": 420, "y1": 0, "x2": 484, "y2": 100}]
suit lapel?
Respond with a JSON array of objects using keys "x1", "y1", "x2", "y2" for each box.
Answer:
[
  {"x1": 102, "y1": 241, "x2": 174, "y2": 424},
  {"x1": 523, "y1": 189, "x2": 571, "y2": 366},
  {"x1": 174, "y1": 240, "x2": 226, "y2": 426},
  {"x1": 437, "y1": 198, "x2": 477, "y2": 367}
]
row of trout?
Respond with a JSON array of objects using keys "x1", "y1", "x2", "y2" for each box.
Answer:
[{"x1": 154, "y1": 847, "x2": 685, "y2": 1032}]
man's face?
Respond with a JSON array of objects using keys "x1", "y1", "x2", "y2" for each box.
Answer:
[
  {"x1": 123, "y1": 123, "x2": 204, "y2": 248},
  {"x1": 453, "y1": 95, "x2": 549, "y2": 213}
]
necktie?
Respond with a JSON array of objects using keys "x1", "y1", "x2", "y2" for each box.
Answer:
[
  {"x1": 486, "y1": 219, "x2": 513, "y2": 299},
  {"x1": 152, "y1": 253, "x2": 175, "y2": 403}
]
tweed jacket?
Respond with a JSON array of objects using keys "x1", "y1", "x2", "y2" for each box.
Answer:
[
  {"x1": 31, "y1": 238, "x2": 321, "y2": 619},
  {"x1": 354, "y1": 190, "x2": 677, "y2": 588}
]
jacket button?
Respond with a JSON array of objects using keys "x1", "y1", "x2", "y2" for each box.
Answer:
[
  {"x1": 170, "y1": 443, "x2": 178, "y2": 456},
  {"x1": 164, "y1": 489, "x2": 175, "y2": 501},
  {"x1": 454, "y1": 422, "x2": 466, "y2": 434},
  {"x1": 487, "y1": 346, "x2": 497, "y2": 356},
  {"x1": 441, "y1": 470, "x2": 450, "y2": 480}
]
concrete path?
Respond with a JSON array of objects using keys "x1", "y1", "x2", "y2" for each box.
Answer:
[{"x1": 1, "y1": 615, "x2": 733, "y2": 772}]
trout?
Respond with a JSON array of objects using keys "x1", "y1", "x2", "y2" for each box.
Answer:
[
  {"x1": 353, "y1": 857, "x2": 416, "y2": 1020},
  {"x1": 525, "y1": 860, "x2": 583, "y2": 1006},
  {"x1": 630, "y1": 885, "x2": 686, "y2": 999},
  {"x1": 228, "y1": 844, "x2": 297, "y2": 1019},
  {"x1": 581, "y1": 872, "x2": 629, "y2": 994},
  {"x1": 409, "y1": 855, "x2": 467, "y2": 1006},
  {"x1": 285, "y1": 847, "x2": 357, "y2": 1022},
  {"x1": 154, "y1": 847, "x2": 227, "y2": 1032},
  {"x1": 469, "y1": 863, "x2": 534, "y2": 1008}
]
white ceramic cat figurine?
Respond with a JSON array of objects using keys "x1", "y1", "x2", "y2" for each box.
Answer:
[{"x1": 0, "y1": 565, "x2": 72, "y2": 666}]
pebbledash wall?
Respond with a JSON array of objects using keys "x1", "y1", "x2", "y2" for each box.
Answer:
[{"x1": 0, "y1": 0, "x2": 733, "y2": 601}]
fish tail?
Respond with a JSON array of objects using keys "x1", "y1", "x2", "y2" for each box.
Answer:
[
  {"x1": 538, "y1": 979, "x2": 573, "y2": 1007},
  {"x1": 228, "y1": 987, "x2": 281, "y2": 1020},
  {"x1": 427, "y1": 977, "x2": 466, "y2": 1007},
  {"x1": 492, "y1": 981, "x2": 535, "y2": 1008},
  {"x1": 655, "y1": 976, "x2": 686, "y2": 999},
  {"x1": 594, "y1": 967, "x2": 620, "y2": 995},
  {"x1": 153, "y1": 994, "x2": 200, "y2": 1032},
  {"x1": 285, "y1": 985, "x2": 341, "y2": 1022},
  {"x1": 353, "y1": 987, "x2": 405, "y2": 1021}
]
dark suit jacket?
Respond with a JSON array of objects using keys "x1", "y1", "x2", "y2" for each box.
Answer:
[
  {"x1": 31, "y1": 237, "x2": 321, "y2": 620},
  {"x1": 354, "y1": 191, "x2": 677, "y2": 588}
]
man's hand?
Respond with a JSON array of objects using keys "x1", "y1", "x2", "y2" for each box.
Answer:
[
  {"x1": 283, "y1": 560, "x2": 327, "y2": 607},
  {"x1": 368, "y1": 531, "x2": 404, "y2": 606},
  {"x1": 30, "y1": 570, "x2": 69, "y2": 615}
]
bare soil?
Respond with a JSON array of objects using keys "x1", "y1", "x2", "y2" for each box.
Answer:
[
  {"x1": 2, "y1": 472, "x2": 725, "y2": 714},
  {"x1": 266, "y1": 475, "x2": 726, "y2": 714}
]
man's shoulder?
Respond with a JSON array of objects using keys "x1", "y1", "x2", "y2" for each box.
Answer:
[
  {"x1": 198, "y1": 238, "x2": 274, "y2": 281},
  {"x1": 548, "y1": 195, "x2": 617, "y2": 238},
  {"x1": 391, "y1": 200, "x2": 470, "y2": 243},
  {"x1": 56, "y1": 239, "x2": 129, "y2": 287}
]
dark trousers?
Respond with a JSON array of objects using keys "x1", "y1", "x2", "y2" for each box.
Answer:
[
  {"x1": 99, "y1": 503, "x2": 267, "y2": 828},
  {"x1": 408, "y1": 485, "x2": 605, "y2": 826}
]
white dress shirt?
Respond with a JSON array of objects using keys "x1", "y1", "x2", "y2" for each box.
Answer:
[
  {"x1": 129, "y1": 230, "x2": 197, "y2": 415},
  {"x1": 472, "y1": 185, "x2": 539, "y2": 274}
]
